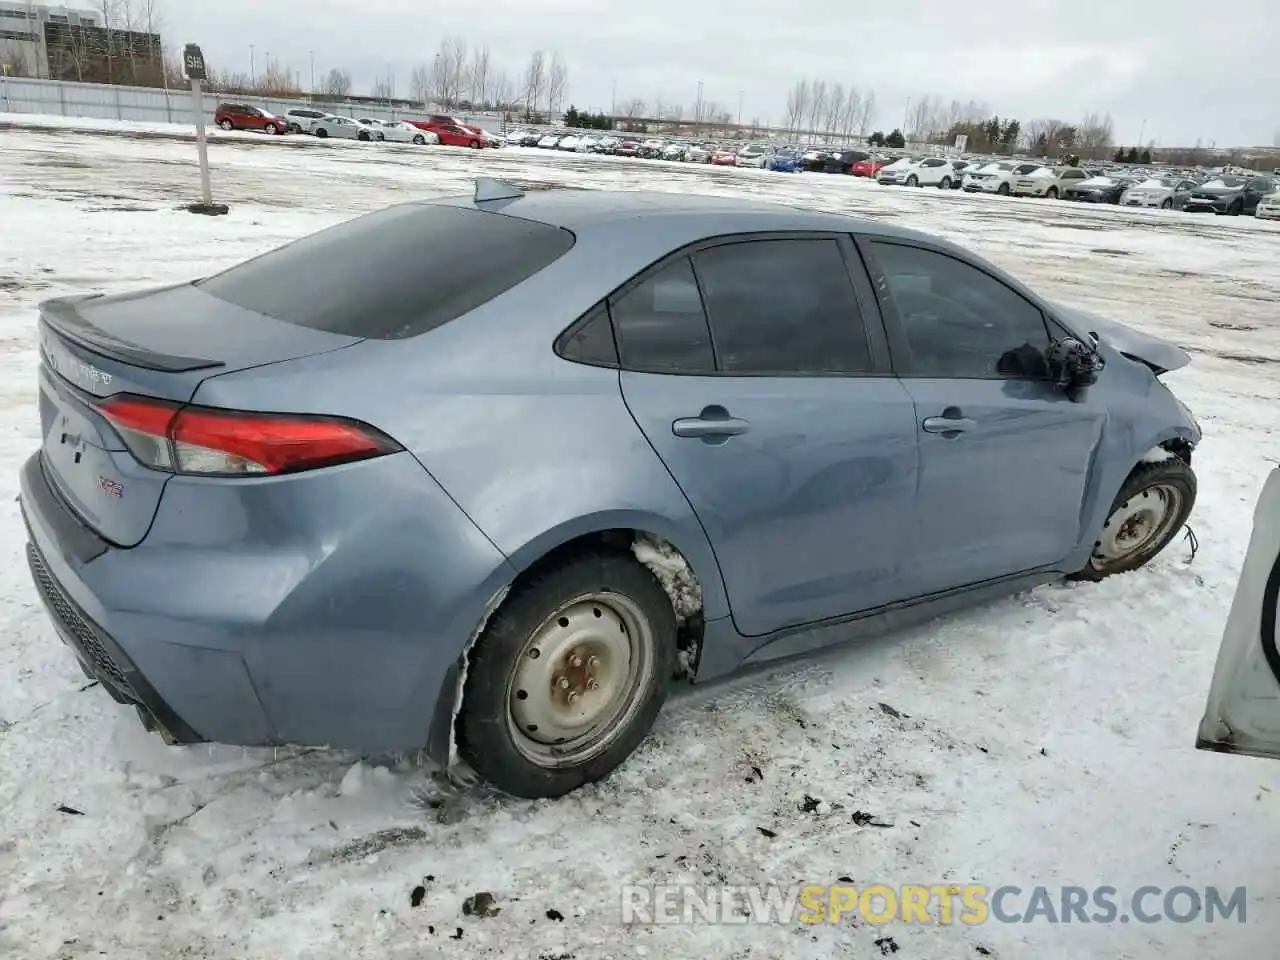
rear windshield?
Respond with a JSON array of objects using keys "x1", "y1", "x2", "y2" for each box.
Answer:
[{"x1": 196, "y1": 204, "x2": 575, "y2": 339}]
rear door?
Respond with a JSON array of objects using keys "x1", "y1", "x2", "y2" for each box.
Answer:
[
  {"x1": 1198, "y1": 468, "x2": 1280, "y2": 760},
  {"x1": 858, "y1": 237, "x2": 1105, "y2": 596},
  {"x1": 616, "y1": 234, "x2": 919, "y2": 638}
]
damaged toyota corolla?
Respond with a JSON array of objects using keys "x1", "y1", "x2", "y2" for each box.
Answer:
[{"x1": 20, "y1": 181, "x2": 1200, "y2": 798}]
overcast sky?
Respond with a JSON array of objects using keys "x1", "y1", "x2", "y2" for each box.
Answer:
[{"x1": 167, "y1": 0, "x2": 1280, "y2": 148}]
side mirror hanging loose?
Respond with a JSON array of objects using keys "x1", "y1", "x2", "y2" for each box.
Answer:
[{"x1": 1046, "y1": 337, "x2": 1100, "y2": 403}]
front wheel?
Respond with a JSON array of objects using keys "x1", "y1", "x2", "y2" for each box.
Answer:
[
  {"x1": 314, "y1": 128, "x2": 328, "y2": 138},
  {"x1": 1045, "y1": 186, "x2": 1058, "y2": 199},
  {"x1": 457, "y1": 550, "x2": 677, "y2": 798},
  {"x1": 357, "y1": 131, "x2": 370, "y2": 141},
  {"x1": 218, "y1": 119, "x2": 233, "y2": 131},
  {"x1": 938, "y1": 176, "x2": 951, "y2": 189},
  {"x1": 1072, "y1": 457, "x2": 1196, "y2": 581},
  {"x1": 1161, "y1": 198, "x2": 1173, "y2": 209},
  {"x1": 997, "y1": 182, "x2": 1010, "y2": 195},
  {"x1": 469, "y1": 139, "x2": 481, "y2": 149},
  {"x1": 376, "y1": 132, "x2": 385, "y2": 141},
  {"x1": 264, "y1": 123, "x2": 278, "y2": 135},
  {"x1": 906, "y1": 174, "x2": 919, "y2": 187},
  {"x1": 1229, "y1": 201, "x2": 1242, "y2": 216},
  {"x1": 413, "y1": 134, "x2": 425, "y2": 145}
]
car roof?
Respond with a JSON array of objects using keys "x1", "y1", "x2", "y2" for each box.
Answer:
[{"x1": 426, "y1": 189, "x2": 935, "y2": 248}]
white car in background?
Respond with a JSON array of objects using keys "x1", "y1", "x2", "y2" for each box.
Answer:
[
  {"x1": 537, "y1": 133, "x2": 562, "y2": 148},
  {"x1": 963, "y1": 160, "x2": 1043, "y2": 195},
  {"x1": 662, "y1": 141, "x2": 690, "y2": 161},
  {"x1": 1012, "y1": 165, "x2": 1091, "y2": 199},
  {"x1": 736, "y1": 143, "x2": 769, "y2": 167},
  {"x1": 311, "y1": 116, "x2": 374, "y2": 140},
  {"x1": 557, "y1": 134, "x2": 581, "y2": 151},
  {"x1": 876, "y1": 157, "x2": 919, "y2": 184},
  {"x1": 1198, "y1": 468, "x2": 1280, "y2": 762},
  {"x1": 378, "y1": 121, "x2": 439, "y2": 145},
  {"x1": 575, "y1": 135, "x2": 601, "y2": 152},
  {"x1": 1255, "y1": 191, "x2": 1280, "y2": 219},
  {"x1": 687, "y1": 142, "x2": 712, "y2": 162},
  {"x1": 284, "y1": 107, "x2": 329, "y2": 133},
  {"x1": 902, "y1": 157, "x2": 962, "y2": 188}
]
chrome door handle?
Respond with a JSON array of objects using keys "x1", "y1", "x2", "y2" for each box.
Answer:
[{"x1": 922, "y1": 416, "x2": 976, "y2": 434}]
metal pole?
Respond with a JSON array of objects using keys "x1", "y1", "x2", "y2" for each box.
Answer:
[
  {"x1": 309, "y1": 50, "x2": 315, "y2": 95},
  {"x1": 249, "y1": 44, "x2": 255, "y2": 87},
  {"x1": 191, "y1": 78, "x2": 212, "y2": 206},
  {"x1": 737, "y1": 90, "x2": 743, "y2": 126}
]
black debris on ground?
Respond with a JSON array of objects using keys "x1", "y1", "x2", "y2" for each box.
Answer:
[
  {"x1": 757, "y1": 827, "x2": 777, "y2": 838},
  {"x1": 876, "y1": 936, "x2": 900, "y2": 955},
  {"x1": 410, "y1": 885, "x2": 426, "y2": 908},
  {"x1": 450, "y1": 927, "x2": 463, "y2": 940},
  {"x1": 878, "y1": 703, "x2": 908, "y2": 719},
  {"x1": 56, "y1": 805, "x2": 84, "y2": 816},
  {"x1": 462, "y1": 891, "x2": 500, "y2": 918},
  {"x1": 799, "y1": 795, "x2": 821, "y2": 813},
  {"x1": 837, "y1": 876, "x2": 853, "y2": 883},
  {"x1": 851, "y1": 811, "x2": 893, "y2": 828},
  {"x1": 545, "y1": 908, "x2": 564, "y2": 922}
]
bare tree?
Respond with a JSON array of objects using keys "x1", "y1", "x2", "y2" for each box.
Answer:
[
  {"x1": 318, "y1": 67, "x2": 352, "y2": 98},
  {"x1": 96, "y1": 0, "x2": 118, "y2": 82},
  {"x1": 782, "y1": 79, "x2": 810, "y2": 134},
  {"x1": 824, "y1": 83, "x2": 846, "y2": 138},
  {"x1": 838, "y1": 86, "x2": 863, "y2": 141},
  {"x1": 410, "y1": 64, "x2": 431, "y2": 105},
  {"x1": 372, "y1": 75, "x2": 394, "y2": 100},
  {"x1": 139, "y1": 0, "x2": 163, "y2": 86},
  {"x1": 857, "y1": 90, "x2": 876, "y2": 138},
  {"x1": 547, "y1": 51, "x2": 568, "y2": 116},
  {"x1": 1076, "y1": 111, "x2": 1114, "y2": 157},
  {"x1": 806, "y1": 80, "x2": 827, "y2": 135},
  {"x1": 621, "y1": 97, "x2": 645, "y2": 119},
  {"x1": 0, "y1": 41, "x2": 33, "y2": 77},
  {"x1": 492, "y1": 70, "x2": 514, "y2": 110},
  {"x1": 468, "y1": 46, "x2": 491, "y2": 107},
  {"x1": 522, "y1": 49, "x2": 546, "y2": 117},
  {"x1": 431, "y1": 37, "x2": 467, "y2": 106}
]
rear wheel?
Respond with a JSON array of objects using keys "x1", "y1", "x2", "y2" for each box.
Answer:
[
  {"x1": 939, "y1": 176, "x2": 951, "y2": 189},
  {"x1": 1071, "y1": 457, "x2": 1196, "y2": 581},
  {"x1": 314, "y1": 128, "x2": 328, "y2": 138},
  {"x1": 457, "y1": 550, "x2": 677, "y2": 798}
]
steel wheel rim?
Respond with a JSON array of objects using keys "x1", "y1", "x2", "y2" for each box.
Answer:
[
  {"x1": 1090, "y1": 482, "x2": 1183, "y2": 570},
  {"x1": 506, "y1": 592, "x2": 654, "y2": 768}
]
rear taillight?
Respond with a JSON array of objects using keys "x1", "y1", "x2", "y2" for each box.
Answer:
[{"x1": 97, "y1": 395, "x2": 401, "y2": 476}]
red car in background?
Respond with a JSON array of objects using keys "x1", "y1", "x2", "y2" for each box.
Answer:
[
  {"x1": 213, "y1": 102, "x2": 287, "y2": 135},
  {"x1": 614, "y1": 139, "x2": 641, "y2": 157},
  {"x1": 710, "y1": 148, "x2": 738, "y2": 166},
  {"x1": 851, "y1": 156, "x2": 885, "y2": 177},
  {"x1": 409, "y1": 114, "x2": 489, "y2": 148}
]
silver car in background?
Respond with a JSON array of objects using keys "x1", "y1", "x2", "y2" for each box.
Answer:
[
  {"x1": 1120, "y1": 176, "x2": 1198, "y2": 210},
  {"x1": 311, "y1": 116, "x2": 374, "y2": 140}
]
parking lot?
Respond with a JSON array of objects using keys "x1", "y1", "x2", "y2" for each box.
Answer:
[{"x1": 1, "y1": 117, "x2": 1279, "y2": 959}]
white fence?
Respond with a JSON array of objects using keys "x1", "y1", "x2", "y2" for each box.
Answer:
[{"x1": 0, "y1": 75, "x2": 500, "y2": 130}]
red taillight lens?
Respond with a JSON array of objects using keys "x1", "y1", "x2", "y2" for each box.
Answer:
[{"x1": 98, "y1": 395, "x2": 401, "y2": 476}]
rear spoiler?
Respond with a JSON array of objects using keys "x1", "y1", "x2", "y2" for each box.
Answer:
[{"x1": 39, "y1": 294, "x2": 224, "y2": 373}]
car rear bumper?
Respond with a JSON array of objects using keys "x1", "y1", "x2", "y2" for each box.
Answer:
[{"x1": 19, "y1": 448, "x2": 514, "y2": 758}]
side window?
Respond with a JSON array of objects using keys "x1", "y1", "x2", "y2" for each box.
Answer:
[
  {"x1": 693, "y1": 239, "x2": 873, "y2": 375},
  {"x1": 610, "y1": 258, "x2": 714, "y2": 373},
  {"x1": 557, "y1": 304, "x2": 618, "y2": 367},
  {"x1": 870, "y1": 242, "x2": 1051, "y2": 380}
]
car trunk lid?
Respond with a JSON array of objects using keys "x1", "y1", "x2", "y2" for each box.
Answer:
[{"x1": 37, "y1": 283, "x2": 363, "y2": 547}]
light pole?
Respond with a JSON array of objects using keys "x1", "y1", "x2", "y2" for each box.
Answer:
[
  {"x1": 695, "y1": 79, "x2": 703, "y2": 125},
  {"x1": 309, "y1": 50, "x2": 315, "y2": 96},
  {"x1": 611, "y1": 79, "x2": 616, "y2": 116},
  {"x1": 1138, "y1": 118, "x2": 1147, "y2": 147},
  {"x1": 902, "y1": 96, "x2": 911, "y2": 137},
  {"x1": 737, "y1": 89, "x2": 743, "y2": 127},
  {"x1": 249, "y1": 44, "x2": 255, "y2": 87}
]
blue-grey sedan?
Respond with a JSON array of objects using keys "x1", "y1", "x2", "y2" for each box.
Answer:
[{"x1": 20, "y1": 180, "x2": 1201, "y2": 798}]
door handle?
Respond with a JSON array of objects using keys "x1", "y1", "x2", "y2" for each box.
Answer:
[
  {"x1": 672, "y1": 410, "x2": 751, "y2": 439},
  {"x1": 922, "y1": 416, "x2": 976, "y2": 434}
]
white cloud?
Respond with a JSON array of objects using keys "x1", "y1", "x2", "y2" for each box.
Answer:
[{"x1": 165, "y1": 0, "x2": 1280, "y2": 145}]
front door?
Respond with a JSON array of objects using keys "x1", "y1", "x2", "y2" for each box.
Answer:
[
  {"x1": 862, "y1": 238, "x2": 1105, "y2": 595},
  {"x1": 613, "y1": 236, "x2": 919, "y2": 637}
]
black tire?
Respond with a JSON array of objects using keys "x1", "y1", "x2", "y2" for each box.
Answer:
[
  {"x1": 218, "y1": 119, "x2": 234, "y2": 131},
  {"x1": 287, "y1": 123, "x2": 300, "y2": 134},
  {"x1": 1229, "y1": 201, "x2": 1242, "y2": 216},
  {"x1": 314, "y1": 127, "x2": 328, "y2": 138},
  {"x1": 998, "y1": 182, "x2": 1010, "y2": 195},
  {"x1": 376, "y1": 132, "x2": 385, "y2": 141},
  {"x1": 1070, "y1": 457, "x2": 1196, "y2": 582},
  {"x1": 1161, "y1": 198, "x2": 1172, "y2": 209},
  {"x1": 413, "y1": 134, "x2": 425, "y2": 145},
  {"x1": 264, "y1": 123, "x2": 278, "y2": 135},
  {"x1": 358, "y1": 131, "x2": 370, "y2": 141},
  {"x1": 939, "y1": 176, "x2": 951, "y2": 189},
  {"x1": 469, "y1": 139, "x2": 481, "y2": 149},
  {"x1": 1046, "y1": 186, "x2": 1058, "y2": 199},
  {"x1": 457, "y1": 550, "x2": 677, "y2": 798},
  {"x1": 906, "y1": 174, "x2": 919, "y2": 187}
]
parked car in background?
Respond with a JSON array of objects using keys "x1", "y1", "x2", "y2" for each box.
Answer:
[
  {"x1": 963, "y1": 161, "x2": 1042, "y2": 195},
  {"x1": 1255, "y1": 190, "x2": 1280, "y2": 219},
  {"x1": 820, "y1": 150, "x2": 867, "y2": 174},
  {"x1": 1011, "y1": 165, "x2": 1090, "y2": 199},
  {"x1": 1184, "y1": 176, "x2": 1276, "y2": 215},
  {"x1": 903, "y1": 157, "x2": 961, "y2": 188},
  {"x1": 1120, "y1": 176, "x2": 1198, "y2": 210},
  {"x1": 1062, "y1": 175, "x2": 1136, "y2": 204},
  {"x1": 378, "y1": 121, "x2": 439, "y2": 145},
  {"x1": 575, "y1": 135, "x2": 601, "y2": 153},
  {"x1": 311, "y1": 116, "x2": 372, "y2": 140},
  {"x1": 537, "y1": 133, "x2": 562, "y2": 149},
  {"x1": 877, "y1": 157, "x2": 920, "y2": 184},
  {"x1": 736, "y1": 143, "x2": 770, "y2": 168},
  {"x1": 851, "y1": 154, "x2": 885, "y2": 178},
  {"x1": 662, "y1": 141, "x2": 690, "y2": 161},
  {"x1": 558, "y1": 134, "x2": 582, "y2": 151},
  {"x1": 945, "y1": 160, "x2": 973, "y2": 188},
  {"x1": 687, "y1": 143, "x2": 713, "y2": 163},
  {"x1": 764, "y1": 147, "x2": 802, "y2": 172},
  {"x1": 597, "y1": 136, "x2": 619, "y2": 154},
  {"x1": 412, "y1": 118, "x2": 488, "y2": 148},
  {"x1": 283, "y1": 108, "x2": 328, "y2": 133},
  {"x1": 214, "y1": 103, "x2": 287, "y2": 135},
  {"x1": 20, "y1": 181, "x2": 1200, "y2": 802},
  {"x1": 640, "y1": 138, "x2": 665, "y2": 159},
  {"x1": 711, "y1": 147, "x2": 738, "y2": 166},
  {"x1": 803, "y1": 148, "x2": 837, "y2": 172},
  {"x1": 614, "y1": 139, "x2": 641, "y2": 157}
]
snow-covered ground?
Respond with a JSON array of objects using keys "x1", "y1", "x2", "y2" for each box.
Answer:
[{"x1": 2, "y1": 118, "x2": 1279, "y2": 959}]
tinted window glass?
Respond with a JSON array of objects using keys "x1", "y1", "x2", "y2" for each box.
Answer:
[
  {"x1": 693, "y1": 239, "x2": 873, "y2": 375},
  {"x1": 558, "y1": 304, "x2": 618, "y2": 367},
  {"x1": 197, "y1": 204, "x2": 574, "y2": 339},
  {"x1": 610, "y1": 258, "x2": 714, "y2": 373},
  {"x1": 870, "y1": 242, "x2": 1050, "y2": 379}
]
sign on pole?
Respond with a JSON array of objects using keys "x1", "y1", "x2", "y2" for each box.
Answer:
[
  {"x1": 183, "y1": 43, "x2": 226, "y2": 214},
  {"x1": 954, "y1": 134, "x2": 968, "y2": 153}
]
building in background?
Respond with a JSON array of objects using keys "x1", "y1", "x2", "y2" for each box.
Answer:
[{"x1": 0, "y1": 3, "x2": 162, "y2": 85}]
